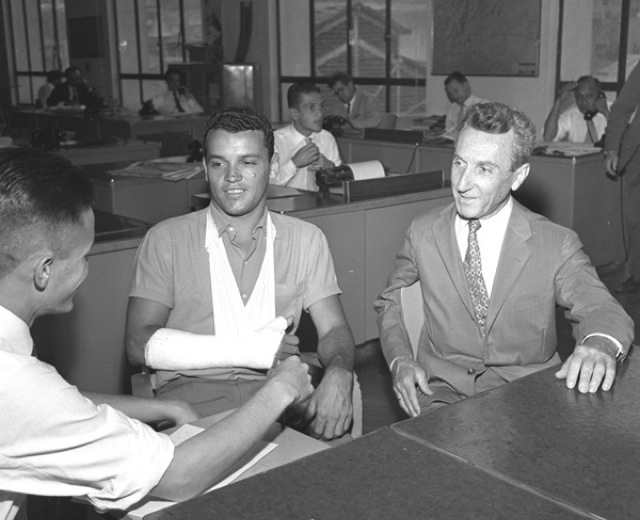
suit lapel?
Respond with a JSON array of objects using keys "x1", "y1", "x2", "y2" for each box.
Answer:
[
  {"x1": 485, "y1": 201, "x2": 532, "y2": 331},
  {"x1": 432, "y1": 204, "x2": 476, "y2": 320}
]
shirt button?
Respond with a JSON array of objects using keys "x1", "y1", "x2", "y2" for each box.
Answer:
[
  {"x1": 467, "y1": 368, "x2": 476, "y2": 375},
  {"x1": 229, "y1": 226, "x2": 234, "y2": 232},
  {"x1": 241, "y1": 293, "x2": 247, "y2": 299}
]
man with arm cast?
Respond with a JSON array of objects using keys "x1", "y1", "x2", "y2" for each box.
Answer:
[
  {"x1": 126, "y1": 106, "x2": 358, "y2": 440},
  {"x1": 375, "y1": 102, "x2": 633, "y2": 417},
  {"x1": 0, "y1": 147, "x2": 313, "y2": 520}
]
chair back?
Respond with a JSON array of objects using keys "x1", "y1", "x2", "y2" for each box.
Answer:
[
  {"x1": 400, "y1": 282, "x2": 423, "y2": 356},
  {"x1": 377, "y1": 112, "x2": 398, "y2": 130}
]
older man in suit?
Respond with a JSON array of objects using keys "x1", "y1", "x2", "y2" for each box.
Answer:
[
  {"x1": 604, "y1": 62, "x2": 640, "y2": 293},
  {"x1": 376, "y1": 102, "x2": 633, "y2": 417}
]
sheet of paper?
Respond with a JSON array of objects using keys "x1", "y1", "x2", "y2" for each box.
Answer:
[
  {"x1": 348, "y1": 160, "x2": 385, "y2": 181},
  {"x1": 124, "y1": 426, "x2": 278, "y2": 520}
]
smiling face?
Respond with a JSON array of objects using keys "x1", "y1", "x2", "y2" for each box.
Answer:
[
  {"x1": 451, "y1": 127, "x2": 529, "y2": 220},
  {"x1": 291, "y1": 92, "x2": 324, "y2": 135},
  {"x1": 204, "y1": 129, "x2": 277, "y2": 220}
]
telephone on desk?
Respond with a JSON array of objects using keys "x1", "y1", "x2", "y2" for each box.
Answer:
[{"x1": 315, "y1": 165, "x2": 355, "y2": 188}]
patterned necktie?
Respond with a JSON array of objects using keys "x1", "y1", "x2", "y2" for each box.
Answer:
[{"x1": 463, "y1": 219, "x2": 489, "y2": 336}]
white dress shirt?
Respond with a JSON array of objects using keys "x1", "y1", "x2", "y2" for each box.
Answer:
[
  {"x1": 555, "y1": 104, "x2": 608, "y2": 143},
  {"x1": 150, "y1": 90, "x2": 204, "y2": 116},
  {"x1": 272, "y1": 124, "x2": 342, "y2": 191},
  {"x1": 0, "y1": 305, "x2": 174, "y2": 520}
]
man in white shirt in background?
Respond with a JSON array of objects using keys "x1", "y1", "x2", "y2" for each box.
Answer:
[
  {"x1": 543, "y1": 75, "x2": 609, "y2": 144},
  {"x1": 145, "y1": 68, "x2": 204, "y2": 116},
  {"x1": 443, "y1": 71, "x2": 488, "y2": 140},
  {"x1": 272, "y1": 82, "x2": 342, "y2": 191},
  {"x1": 0, "y1": 147, "x2": 313, "y2": 520}
]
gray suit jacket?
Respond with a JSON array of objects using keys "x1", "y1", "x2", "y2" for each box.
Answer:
[{"x1": 376, "y1": 200, "x2": 633, "y2": 397}]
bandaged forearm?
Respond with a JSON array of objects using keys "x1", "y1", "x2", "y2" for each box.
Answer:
[{"x1": 145, "y1": 317, "x2": 288, "y2": 370}]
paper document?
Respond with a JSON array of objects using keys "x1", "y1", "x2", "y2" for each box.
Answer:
[
  {"x1": 108, "y1": 158, "x2": 204, "y2": 182},
  {"x1": 349, "y1": 160, "x2": 385, "y2": 180},
  {"x1": 123, "y1": 424, "x2": 277, "y2": 520}
]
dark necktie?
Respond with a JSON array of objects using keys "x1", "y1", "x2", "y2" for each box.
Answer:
[
  {"x1": 586, "y1": 118, "x2": 598, "y2": 144},
  {"x1": 173, "y1": 91, "x2": 185, "y2": 113},
  {"x1": 463, "y1": 219, "x2": 489, "y2": 336}
]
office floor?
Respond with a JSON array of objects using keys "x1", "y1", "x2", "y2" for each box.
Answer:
[{"x1": 355, "y1": 260, "x2": 640, "y2": 434}]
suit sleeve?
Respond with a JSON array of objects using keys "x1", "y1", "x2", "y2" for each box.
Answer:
[
  {"x1": 349, "y1": 93, "x2": 382, "y2": 129},
  {"x1": 374, "y1": 219, "x2": 421, "y2": 367},
  {"x1": 554, "y1": 231, "x2": 634, "y2": 352},
  {"x1": 605, "y1": 62, "x2": 640, "y2": 153}
]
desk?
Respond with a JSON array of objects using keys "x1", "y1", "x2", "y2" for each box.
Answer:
[
  {"x1": 57, "y1": 139, "x2": 161, "y2": 165},
  {"x1": 147, "y1": 427, "x2": 586, "y2": 520},
  {"x1": 10, "y1": 107, "x2": 209, "y2": 157},
  {"x1": 338, "y1": 137, "x2": 625, "y2": 266},
  {"x1": 146, "y1": 358, "x2": 639, "y2": 520},
  {"x1": 393, "y1": 357, "x2": 640, "y2": 520}
]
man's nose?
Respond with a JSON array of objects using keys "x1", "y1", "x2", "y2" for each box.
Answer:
[
  {"x1": 225, "y1": 164, "x2": 242, "y2": 182},
  {"x1": 456, "y1": 167, "x2": 473, "y2": 191}
]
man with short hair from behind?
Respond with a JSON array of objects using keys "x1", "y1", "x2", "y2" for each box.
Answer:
[
  {"x1": 0, "y1": 147, "x2": 313, "y2": 520},
  {"x1": 272, "y1": 82, "x2": 342, "y2": 191}
]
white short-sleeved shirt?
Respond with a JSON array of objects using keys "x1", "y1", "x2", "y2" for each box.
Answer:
[{"x1": 0, "y1": 306, "x2": 174, "y2": 520}]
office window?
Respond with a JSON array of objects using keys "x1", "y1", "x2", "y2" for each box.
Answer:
[
  {"x1": 114, "y1": 0, "x2": 202, "y2": 109},
  {"x1": 5, "y1": 0, "x2": 67, "y2": 105},
  {"x1": 560, "y1": 0, "x2": 640, "y2": 93},
  {"x1": 279, "y1": 0, "x2": 428, "y2": 118}
]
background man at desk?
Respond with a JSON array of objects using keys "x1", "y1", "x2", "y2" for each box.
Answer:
[
  {"x1": 0, "y1": 147, "x2": 314, "y2": 520},
  {"x1": 442, "y1": 71, "x2": 487, "y2": 140},
  {"x1": 143, "y1": 68, "x2": 204, "y2": 116},
  {"x1": 543, "y1": 75, "x2": 609, "y2": 144},
  {"x1": 272, "y1": 82, "x2": 342, "y2": 191},
  {"x1": 47, "y1": 66, "x2": 98, "y2": 109},
  {"x1": 327, "y1": 72, "x2": 382, "y2": 137},
  {"x1": 126, "y1": 106, "x2": 357, "y2": 441},
  {"x1": 375, "y1": 102, "x2": 633, "y2": 417}
]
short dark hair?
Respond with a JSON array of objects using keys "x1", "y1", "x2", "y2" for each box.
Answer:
[
  {"x1": 0, "y1": 147, "x2": 94, "y2": 277},
  {"x1": 287, "y1": 83, "x2": 321, "y2": 109},
  {"x1": 328, "y1": 71, "x2": 352, "y2": 89},
  {"x1": 444, "y1": 71, "x2": 468, "y2": 86},
  {"x1": 462, "y1": 102, "x2": 536, "y2": 171},
  {"x1": 203, "y1": 106, "x2": 274, "y2": 159},
  {"x1": 64, "y1": 66, "x2": 80, "y2": 79}
]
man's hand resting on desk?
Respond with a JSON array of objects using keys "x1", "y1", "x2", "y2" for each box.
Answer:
[
  {"x1": 392, "y1": 356, "x2": 431, "y2": 418},
  {"x1": 304, "y1": 365, "x2": 353, "y2": 440},
  {"x1": 555, "y1": 338, "x2": 619, "y2": 393}
]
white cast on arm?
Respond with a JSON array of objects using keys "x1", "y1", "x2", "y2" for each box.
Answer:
[{"x1": 145, "y1": 316, "x2": 288, "y2": 370}]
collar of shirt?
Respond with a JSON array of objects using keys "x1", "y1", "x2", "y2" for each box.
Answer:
[
  {"x1": 289, "y1": 124, "x2": 316, "y2": 147},
  {"x1": 208, "y1": 203, "x2": 268, "y2": 241},
  {"x1": 454, "y1": 197, "x2": 513, "y2": 297},
  {"x1": 0, "y1": 304, "x2": 33, "y2": 356}
]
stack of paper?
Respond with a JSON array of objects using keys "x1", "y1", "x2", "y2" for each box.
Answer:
[{"x1": 109, "y1": 160, "x2": 204, "y2": 182}]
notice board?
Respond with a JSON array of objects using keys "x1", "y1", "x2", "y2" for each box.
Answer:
[{"x1": 432, "y1": 0, "x2": 541, "y2": 77}]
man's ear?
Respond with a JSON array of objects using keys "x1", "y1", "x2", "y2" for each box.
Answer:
[
  {"x1": 34, "y1": 256, "x2": 53, "y2": 292},
  {"x1": 511, "y1": 163, "x2": 530, "y2": 192},
  {"x1": 270, "y1": 153, "x2": 280, "y2": 179},
  {"x1": 289, "y1": 107, "x2": 299, "y2": 122}
]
